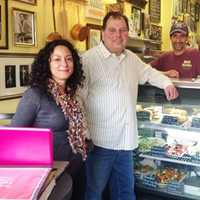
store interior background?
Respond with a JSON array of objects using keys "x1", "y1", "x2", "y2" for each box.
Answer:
[{"x1": 1, "y1": 0, "x2": 200, "y2": 123}]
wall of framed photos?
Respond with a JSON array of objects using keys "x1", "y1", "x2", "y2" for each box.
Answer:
[
  {"x1": 0, "y1": 0, "x2": 103, "y2": 111},
  {"x1": 0, "y1": 0, "x2": 53, "y2": 113},
  {"x1": 120, "y1": 0, "x2": 200, "y2": 50},
  {"x1": 1, "y1": 0, "x2": 199, "y2": 54},
  {"x1": 0, "y1": 0, "x2": 54, "y2": 54}
]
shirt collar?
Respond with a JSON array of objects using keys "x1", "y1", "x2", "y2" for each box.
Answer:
[
  {"x1": 99, "y1": 41, "x2": 111, "y2": 58},
  {"x1": 99, "y1": 41, "x2": 127, "y2": 61}
]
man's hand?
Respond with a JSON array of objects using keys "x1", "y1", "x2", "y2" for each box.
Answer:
[
  {"x1": 164, "y1": 85, "x2": 179, "y2": 101},
  {"x1": 164, "y1": 69, "x2": 179, "y2": 78}
]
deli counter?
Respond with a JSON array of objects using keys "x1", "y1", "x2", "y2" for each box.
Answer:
[{"x1": 135, "y1": 79, "x2": 200, "y2": 200}]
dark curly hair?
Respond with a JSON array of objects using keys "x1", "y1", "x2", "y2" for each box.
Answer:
[{"x1": 29, "y1": 39, "x2": 85, "y2": 96}]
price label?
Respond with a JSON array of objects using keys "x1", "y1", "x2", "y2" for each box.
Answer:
[
  {"x1": 184, "y1": 185, "x2": 200, "y2": 196},
  {"x1": 154, "y1": 130, "x2": 162, "y2": 138},
  {"x1": 155, "y1": 160, "x2": 161, "y2": 166}
]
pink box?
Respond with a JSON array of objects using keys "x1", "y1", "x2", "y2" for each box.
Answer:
[
  {"x1": 0, "y1": 127, "x2": 53, "y2": 167},
  {"x1": 0, "y1": 127, "x2": 53, "y2": 199}
]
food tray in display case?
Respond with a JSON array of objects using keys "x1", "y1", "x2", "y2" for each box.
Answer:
[
  {"x1": 135, "y1": 80, "x2": 200, "y2": 200},
  {"x1": 137, "y1": 117, "x2": 200, "y2": 166},
  {"x1": 135, "y1": 160, "x2": 188, "y2": 193}
]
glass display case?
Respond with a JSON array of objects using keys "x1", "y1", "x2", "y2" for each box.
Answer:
[{"x1": 135, "y1": 80, "x2": 200, "y2": 200}]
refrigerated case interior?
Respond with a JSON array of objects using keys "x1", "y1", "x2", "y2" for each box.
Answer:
[{"x1": 135, "y1": 80, "x2": 200, "y2": 200}]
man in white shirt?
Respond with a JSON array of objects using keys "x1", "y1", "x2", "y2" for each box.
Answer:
[{"x1": 82, "y1": 12, "x2": 178, "y2": 200}]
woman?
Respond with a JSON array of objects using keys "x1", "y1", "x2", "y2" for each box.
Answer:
[{"x1": 11, "y1": 39, "x2": 87, "y2": 200}]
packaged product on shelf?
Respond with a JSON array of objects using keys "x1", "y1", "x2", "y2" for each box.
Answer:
[
  {"x1": 162, "y1": 108, "x2": 188, "y2": 125},
  {"x1": 138, "y1": 136, "x2": 166, "y2": 153},
  {"x1": 166, "y1": 144, "x2": 188, "y2": 158}
]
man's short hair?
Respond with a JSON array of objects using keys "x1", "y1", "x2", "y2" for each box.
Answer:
[{"x1": 102, "y1": 11, "x2": 129, "y2": 31}]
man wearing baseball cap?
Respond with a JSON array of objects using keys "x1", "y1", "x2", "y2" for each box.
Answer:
[{"x1": 150, "y1": 21, "x2": 200, "y2": 78}]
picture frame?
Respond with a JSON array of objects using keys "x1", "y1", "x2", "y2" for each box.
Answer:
[
  {"x1": 186, "y1": 0, "x2": 191, "y2": 14},
  {"x1": 106, "y1": 3, "x2": 124, "y2": 14},
  {"x1": 190, "y1": 2, "x2": 195, "y2": 17},
  {"x1": 195, "y1": 3, "x2": 199, "y2": 21},
  {"x1": 12, "y1": 8, "x2": 36, "y2": 46},
  {"x1": 181, "y1": 0, "x2": 187, "y2": 13},
  {"x1": 131, "y1": 6, "x2": 142, "y2": 36},
  {"x1": 149, "y1": 0, "x2": 161, "y2": 23},
  {"x1": 0, "y1": 0, "x2": 8, "y2": 49},
  {"x1": 0, "y1": 53, "x2": 34, "y2": 100},
  {"x1": 142, "y1": 12, "x2": 151, "y2": 39},
  {"x1": 86, "y1": 24, "x2": 102, "y2": 50},
  {"x1": 190, "y1": 17, "x2": 196, "y2": 32},
  {"x1": 173, "y1": 0, "x2": 180, "y2": 16},
  {"x1": 149, "y1": 24, "x2": 162, "y2": 41},
  {"x1": 14, "y1": 0, "x2": 37, "y2": 5}
]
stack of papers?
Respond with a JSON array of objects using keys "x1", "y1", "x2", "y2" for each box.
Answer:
[{"x1": 0, "y1": 168, "x2": 50, "y2": 200}]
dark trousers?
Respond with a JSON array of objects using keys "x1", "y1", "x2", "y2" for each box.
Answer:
[
  {"x1": 49, "y1": 153, "x2": 86, "y2": 200},
  {"x1": 48, "y1": 170, "x2": 72, "y2": 200},
  {"x1": 67, "y1": 155, "x2": 86, "y2": 200}
]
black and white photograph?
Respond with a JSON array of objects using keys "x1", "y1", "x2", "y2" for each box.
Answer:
[
  {"x1": 86, "y1": 24, "x2": 102, "y2": 49},
  {"x1": 131, "y1": 6, "x2": 142, "y2": 36},
  {"x1": 0, "y1": 55, "x2": 33, "y2": 100},
  {"x1": 19, "y1": 65, "x2": 29, "y2": 86},
  {"x1": 195, "y1": 3, "x2": 200, "y2": 22},
  {"x1": 5, "y1": 65, "x2": 16, "y2": 88},
  {"x1": 13, "y1": 8, "x2": 35, "y2": 46}
]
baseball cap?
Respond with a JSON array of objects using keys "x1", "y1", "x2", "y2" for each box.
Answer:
[{"x1": 169, "y1": 22, "x2": 189, "y2": 36}]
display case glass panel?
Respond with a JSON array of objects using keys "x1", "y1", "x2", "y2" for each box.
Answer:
[{"x1": 135, "y1": 81, "x2": 200, "y2": 200}]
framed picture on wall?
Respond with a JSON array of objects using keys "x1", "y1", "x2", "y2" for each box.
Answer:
[
  {"x1": 173, "y1": 0, "x2": 180, "y2": 16},
  {"x1": 131, "y1": 6, "x2": 142, "y2": 36},
  {"x1": 195, "y1": 3, "x2": 200, "y2": 22},
  {"x1": 149, "y1": 0, "x2": 161, "y2": 23},
  {"x1": 149, "y1": 24, "x2": 162, "y2": 41},
  {"x1": 187, "y1": 0, "x2": 191, "y2": 13},
  {"x1": 190, "y1": 2, "x2": 195, "y2": 17},
  {"x1": 181, "y1": 0, "x2": 187, "y2": 13},
  {"x1": 14, "y1": 0, "x2": 37, "y2": 5},
  {"x1": 12, "y1": 8, "x2": 36, "y2": 46},
  {"x1": 106, "y1": 3, "x2": 124, "y2": 13},
  {"x1": 86, "y1": 24, "x2": 102, "y2": 50},
  {"x1": 0, "y1": 54, "x2": 34, "y2": 100},
  {"x1": 5, "y1": 65, "x2": 16, "y2": 89},
  {"x1": 0, "y1": 0, "x2": 8, "y2": 49}
]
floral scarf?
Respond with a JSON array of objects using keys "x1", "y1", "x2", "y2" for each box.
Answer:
[{"x1": 48, "y1": 78, "x2": 87, "y2": 160}]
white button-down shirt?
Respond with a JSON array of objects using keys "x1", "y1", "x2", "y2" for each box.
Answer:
[{"x1": 81, "y1": 42, "x2": 172, "y2": 150}]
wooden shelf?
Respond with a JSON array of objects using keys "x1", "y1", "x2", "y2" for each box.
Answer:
[{"x1": 127, "y1": 37, "x2": 161, "y2": 50}]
